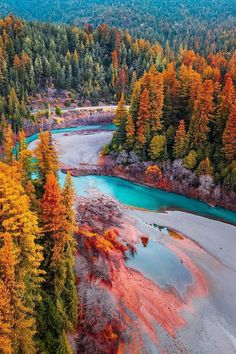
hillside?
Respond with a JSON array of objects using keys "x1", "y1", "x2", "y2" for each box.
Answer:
[{"x1": 0, "y1": 0, "x2": 235, "y2": 53}]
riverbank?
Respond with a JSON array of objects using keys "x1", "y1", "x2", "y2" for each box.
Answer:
[
  {"x1": 25, "y1": 106, "x2": 116, "y2": 136},
  {"x1": 74, "y1": 191, "x2": 236, "y2": 353},
  {"x1": 125, "y1": 208, "x2": 236, "y2": 353},
  {"x1": 27, "y1": 124, "x2": 236, "y2": 353}
]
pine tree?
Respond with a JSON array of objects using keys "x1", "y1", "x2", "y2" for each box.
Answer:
[
  {"x1": 113, "y1": 92, "x2": 127, "y2": 126},
  {"x1": 112, "y1": 93, "x2": 128, "y2": 148},
  {"x1": 61, "y1": 173, "x2": 78, "y2": 329},
  {"x1": 149, "y1": 135, "x2": 167, "y2": 161},
  {"x1": 196, "y1": 157, "x2": 213, "y2": 176},
  {"x1": 17, "y1": 130, "x2": 34, "y2": 185},
  {"x1": 188, "y1": 80, "x2": 214, "y2": 150},
  {"x1": 184, "y1": 150, "x2": 197, "y2": 169},
  {"x1": 215, "y1": 75, "x2": 235, "y2": 142},
  {"x1": 148, "y1": 69, "x2": 164, "y2": 133},
  {"x1": 125, "y1": 113, "x2": 135, "y2": 150},
  {"x1": 0, "y1": 113, "x2": 7, "y2": 144},
  {"x1": 223, "y1": 105, "x2": 236, "y2": 161},
  {"x1": 173, "y1": 119, "x2": 187, "y2": 158},
  {"x1": 39, "y1": 173, "x2": 75, "y2": 352},
  {"x1": 136, "y1": 88, "x2": 150, "y2": 154},
  {"x1": 35, "y1": 131, "x2": 58, "y2": 185},
  {"x1": 2, "y1": 124, "x2": 14, "y2": 165},
  {"x1": 0, "y1": 280, "x2": 13, "y2": 354},
  {"x1": 129, "y1": 80, "x2": 141, "y2": 123},
  {"x1": 0, "y1": 162, "x2": 43, "y2": 354}
]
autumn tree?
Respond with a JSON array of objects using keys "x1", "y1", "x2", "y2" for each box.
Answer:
[
  {"x1": 215, "y1": 76, "x2": 235, "y2": 142},
  {"x1": 35, "y1": 131, "x2": 58, "y2": 185},
  {"x1": 2, "y1": 124, "x2": 14, "y2": 165},
  {"x1": 188, "y1": 80, "x2": 214, "y2": 150},
  {"x1": 173, "y1": 119, "x2": 187, "y2": 158},
  {"x1": 0, "y1": 162, "x2": 43, "y2": 354},
  {"x1": 184, "y1": 150, "x2": 197, "y2": 169},
  {"x1": 38, "y1": 173, "x2": 76, "y2": 352},
  {"x1": 112, "y1": 92, "x2": 128, "y2": 148},
  {"x1": 17, "y1": 130, "x2": 34, "y2": 185},
  {"x1": 135, "y1": 88, "x2": 150, "y2": 155},
  {"x1": 196, "y1": 157, "x2": 213, "y2": 176},
  {"x1": 125, "y1": 114, "x2": 135, "y2": 150},
  {"x1": 149, "y1": 135, "x2": 167, "y2": 161},
  {"x1": 223, "y1": 105, "x2": 236, "y2": 161},
  {"x1": 61, "y1": 172, "x2": 78, "y2": 329}
]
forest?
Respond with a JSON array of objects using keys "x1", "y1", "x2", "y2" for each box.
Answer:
[
  {"x1": 0, "y1": 3, "x2": 236, "y2": 353},
  {"x1": 0, "y1": 0, "x2": 235, "y2": 54},
  {"x1": 0, "y1": 14, "x2": 235, "y2": 198}
]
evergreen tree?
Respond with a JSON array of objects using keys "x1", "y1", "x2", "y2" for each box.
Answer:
[
  {"x1": 223, "y1": 105, "x2": 236, "y2": 161},
  {"x1": 173, "y1": 119, "x2": 187, "y2": 158},
  {"x1": 0, "y1": 162, "x2": 43, "y2": 354},
  {"x1": 35, "y1": 131, "x2": 58, "y2": 185},
  {"x1": 188, "y1": 80, "x2": 214, "y2": 151}
]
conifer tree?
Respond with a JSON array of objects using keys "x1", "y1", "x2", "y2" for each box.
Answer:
[
  {"x1": 2, "y1": 124, "x2": 14, "y2": 165},
  {"x1": 35, "y1": 131, "x2": 58, "y2": 185},
  {"x1": 223, "y1": 105, "x2": 236, "y2": 161},
  {"x1": 39, "y1": 173, "x2": 75, "y2": 352},
  {"x1": 125, "y1": 113, "x2": 135, "y2": 150},
  {"x1": 136, "y1": 88, "x2": 150, "y2": 154},
  {"x1": 112, "y1": 92, "x2": 128, "y2": 148},
  {"x1": 61, "y1": 173, "x2": 78, "y2": 329},
  {"x1": 17, "y1": 130, "x2": 34, "y2": 185},
  {"x1": 215, "y1": 76, "x2": 235, "y2": 142},
  {"x1": 188, "y1": 80, "x2": 214, "y2": 150},
  {"x1": 149, "y1": 135, "x2": 167, "y2": 161},
  {"x1": 196, "y1": 157, "x2": 213, "y2": 176},
  {"x1": 173, "y1": 119, "x2": 187, "y2": 158},
  {"x1": 0, "y1": 162, "x2": 43, "y2": 354}
]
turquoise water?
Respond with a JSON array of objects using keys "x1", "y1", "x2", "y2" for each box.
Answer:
[
  {"x1": 58, "y1": 172, "x2": 236, "y2": 225},
  {"x1": 26, "y1": 123, "x2": 115, "y2": 144},
  {"x1": 26, "y1": 123, "x2": 236, "y2": 225},
  {"x1": 126, "y1": 240, "x2": 193, "y2": 297}
]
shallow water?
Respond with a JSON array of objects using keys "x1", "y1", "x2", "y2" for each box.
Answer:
[
  {"x1": 26, "y1": 123, "x2": 236, "y2": 224},
  {"x1": 58, "y1": 172, "x2": 236, "y2": 225},
  {"x1": 26, "y1": 123, "x2": 115, "y2": 144},
  {"x1": 126, "y1": 240, "x2": 193, "y2": 297}
]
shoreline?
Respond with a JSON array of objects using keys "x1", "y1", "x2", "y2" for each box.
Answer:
[{"x1": 60, "y1": 168, "x2": 236, "y2": 224}]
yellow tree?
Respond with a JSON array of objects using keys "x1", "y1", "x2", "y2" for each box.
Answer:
[
  {"x1": 173, "y1": 119, "x2": 187, "y2": 158},
  {"x1": 223, "y1": 105, "x2": 236, "y2": 161},
  {"x1": 17, "y1": 130, "x2": 34, "y2": 185},
  {"x1": 0, "y1": 162, "x2": 43, "y2": 354},
  {"x1": 40, "y1": 173, "x2": 75, "y2": 351},
  {"x1": 62, "y1": 172, "x2": 78, "y2": 329},
  {"x1": 136, "y1": 88, "x2": 150, "y2": 154},
  {"x1": 0, "y1": 280, "x2": 13, "y2": 354},
  {"x1": 188, "y1": 80, "x2": 214, "y2": 150},
  {"x1": 2, "y1": 124, "x2": 14, "y2": 165},
  {"x1": 35, "y1": 130, "x2": 58, "y2": 184}
]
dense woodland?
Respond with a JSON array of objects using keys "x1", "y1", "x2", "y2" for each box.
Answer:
[
  {"x1": 0, "y1": 4, "x2": 236, "y2": 353},
  {"x1": 0, "y1": 0, "x2": 235, "y2": 55},
  {"x1": 0, "y1": 127, "x2": 78, "y2": 352},
  {"x1": 109, "y1": 58, "x2": 236, "y2": 202}
]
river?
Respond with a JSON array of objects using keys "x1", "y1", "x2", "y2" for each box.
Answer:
[
  {"x1": 27, "y1": 122, "x2": 236, "y2": 353},
  {"x1": 26, "y1": 123, "x2": 236, "y2": 225}
]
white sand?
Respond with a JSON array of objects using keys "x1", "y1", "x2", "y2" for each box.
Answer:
[
  {"x1": 126, "y1": 208, "x2": 236, "y2": 353},
  {"x1": 28, "y1": 131, "x2": 113, "y2": 167},
  {"x1": 127, "y1": 209, "x2": 236, "y2": 270},
  {"x1": 29, "y1": 128, "x2": 236, "y2": 352}
]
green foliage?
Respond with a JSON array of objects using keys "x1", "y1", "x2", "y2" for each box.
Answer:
[
  {"x1": 55, "y1": 106, "x2": 62, "y2": 116},
  {"x1": 184, "y1": 150, "x2": 198, "y2": 170},
  {"x1": 149, "y1": 135, "x2": 167, "y2": 161},
  {"x1": 102, "y1": 144, "x2": 110, "y2": 156},
  {"x1": 0, "y1": 0, "x2": 235, "y2": 56}
]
